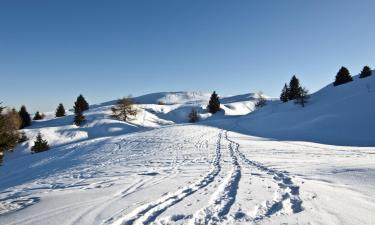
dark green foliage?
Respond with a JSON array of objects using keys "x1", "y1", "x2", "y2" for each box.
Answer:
[
  {"x1": 334, "y1": 67, "x2": 353, "y2": 86},
  {"x1": 188, "y1": 108, "x2": 199, "y2": 123},
  {"x1": 280, "y1": 83, "x2": 289, "y2": 102},
  {"x1": 288, "y1": 75, "x2": 301, "y2": 100},
  {"x1": 207, "y1": 91, "x2": 221, "y2": 114},
  {"x1": 255, "y1": 91, "x2": 267, "y2": 109},
  {"x1": 18, "y1": 105, "x2": 31, "y2": 129},
  {"x1": 359, "y1": 66, "x2": 372, "y2": 78},
  {"x1": 55, "y1": 103, "x2": 66, "y2": 117},
  {"x1": 74, "y1": 95, "x2": 89, "y2": 113},
  {"x1": 33, "y1": 111, "x2": 43, "y2": 120},
  {"x1": 111, "y1": 97, "x2": 137, "y2": 122},
  {"x1": 295, "y1": 87, "x2": 310, "y2": 107},
  {"x1": 74, "y1": 110, "x2": 85, "y2": 126},
  {"x1": 31, "y1": 132, "x2": 49, "y2": 153}
]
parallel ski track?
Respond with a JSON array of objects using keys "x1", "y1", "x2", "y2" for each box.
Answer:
[{"x1": 106, "y1": 131, "x2": 223, "y2": 225}]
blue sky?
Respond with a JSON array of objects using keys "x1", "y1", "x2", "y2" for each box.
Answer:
[{"x1": 1, "y1": 0, "x2": 375, "y2": 112}]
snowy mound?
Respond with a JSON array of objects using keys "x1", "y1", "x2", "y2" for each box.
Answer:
[
  {"x1": 133, "y1": 91, "x2": 212, "y2": 105},
  {"x1": 235, "y1": 72, "x2": 375, "y2": 146}
]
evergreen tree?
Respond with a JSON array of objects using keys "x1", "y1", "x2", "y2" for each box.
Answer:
[
  {"x1": 295, "y1": 87, "x2": 310, "y2": 107},
  {"x1": 280, "y1": 83, "x2": 289, "y2": 102},
  {"x1": 359, "y1": 65, "x2": 372, "y2": 78},
  {"x1": 55, "y1": 103, "x2": 66, "y2": 117},
  {"x1": 18, "y1": 105, "x2": 31, "y2": 129},
  {"x1": 288, "y1": 75, "x2": 301, "y2": 100},
  {"x1": 207, "y1": 91, "x2": 221, "y2": 114},
  {"x1": 33, "y1": 111, "x2": 43, "y2": 120},
  {"x1": 74, "y1": 109, "x2": 85, "y2": 126},
  {"x1": 111, "y1": 97, "x2": 137, "y2": 122},
  {"x1": 31, "y1": 132, "x2": 49, "y2": 153},
  {"x1": 74, "y1": 94, "x2": 89, "y2": 113},
  {"x1": 254, "y1": 91, "x2": 267, "y2": 109},
  {"x1": 333, "y1": 66, "x2": 353, "y2": 86},
  {"x1": 188, "y1": 108, "x2": 199, "y2": 123}
]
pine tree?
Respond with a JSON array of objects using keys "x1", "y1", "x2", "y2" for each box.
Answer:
[
  {"x1": 33, "y1": 111, "x2": 43, "y2": 120},
  {"x1": 55, "y1": 103, "x2": 66, "y2": 117},
  {"x1": 288, "y1": 75, "x2": 301, "y2": 100},
  {"x1": 18, "y1": 105, "x2": 31, "y2": 129},
  {"x1": 333, "y1": 66, "x2": 353, "y2": 86},
  {"x1": 188, "y1": 108, "x2": 199, "y2": 123},
  {"x1": 31, "y1": 132, "x2": 49, "y2": 153},
  {"x1": 359, "y1": 66, "x2": 372, "y2": 78},
  {"x1": 295, "y1": 87, "x2": 309, "y2": 107},
  {"x1": 280, "y1": 83, "x2": 289, "y2": 102},
  {"x1": 111, "y1": 97, "x2": 137, "y2": 122},
  {"x1": 254, "y1": 91, "x2": 267, "y2": 109},
  {"x1": 74, "y1": 110, "x2": 85, "y2": 126},
  {"x1": 207, "y1": 91, "x2": 221, "y2": 114},
  {"x1": 74, "y1": 95, "x2": 89, "y2": 113}
]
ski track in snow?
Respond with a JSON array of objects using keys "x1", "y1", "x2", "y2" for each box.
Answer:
[
  {"x1": 233, "y1": 138, "x2": 304, "y2": 220},
  {"x1": 103, "y1": 131, "x2": 223, "y2": 225},
  {"x1": 188, "y1": 131, "x2": 241, "y2": 225}
]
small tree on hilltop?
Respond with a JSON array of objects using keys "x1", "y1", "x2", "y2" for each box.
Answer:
[
  {"x1": 18, "y1": 105, "x2": 31, "y2": 129},
  {"x1": 31, "y1": 132, "x2": 49, "y2": 153},
  {"x1": 280, "y1": 83, "x2": 289, "y2": 103},
  {"x1": 288, "y1": 75, "x2": 301, "y2": 100},
  {"x1": 111, "y1": 97, "x2": 138, "y2": 122},
  {"x1": 295, "y1": 87, "x2": 309, "y2": 107},
  {"x1": 254, "y1": 91, "x2": 267, "y2": 109},
  {"x1": 33, "y1": 111, "x2": 43, "y2": 120},
  {"x1": 55, "y1": 103, "x2": 66, "y2": 117},
  {"x1": 74, "y1": 95, "x2": 89, "y2": 112},
  {"x1": 334, "y1": 66, "x2": 353, "y2": 86},
  {"x1": 207, "y1": 91, "x2": 220, "y2": 114},
  {"x1": 359, "y1": 65, "x2": 372, "y2": 78},
  {"x1": 188, "y1": 108, "x2": 199, "y2": 123}
]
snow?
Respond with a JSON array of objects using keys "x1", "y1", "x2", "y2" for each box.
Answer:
[{"x1": 1, "y1": 75, "x2": 375, "y2": 225}]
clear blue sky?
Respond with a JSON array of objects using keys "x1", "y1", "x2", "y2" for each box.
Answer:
[{"x1": 1, "y1": 0, "x2": 375, "y2": 112}]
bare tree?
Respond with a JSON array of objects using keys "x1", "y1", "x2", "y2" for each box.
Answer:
[
  {"x1": 254, "y1": 91, "x2": 267, "y2": 109},
  {"x1": 111, "y1": 97, "x2": 138, "y2": 122},
  {"x1": 188, "y1": 108, "x2": 199, "y2": 123}
]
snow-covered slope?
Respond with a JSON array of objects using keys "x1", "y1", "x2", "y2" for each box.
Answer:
[{"x1": 229, "y1": 73, "x2": 375, "y2": 146}]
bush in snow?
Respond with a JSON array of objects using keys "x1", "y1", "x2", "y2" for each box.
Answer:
[
  {"x1": 74, "y1": 94, "x2": 89, "y2": 113},
  {"x1": 334, "y1": 66, "x2": 353, "y2": 86},
  {"x1": 188, "y1": 108, "x2": 199, "y2": 123},
  {"x1": 31, "y1": 132, "x2": 49, "y2": 153},
  {"x1": 111, "y1": 97, "x2": 138, "y2": 122},
  {"x1": 0, "y1": 105, "x2": 22, "y2": 155},
  {"x1": 33, "y1": 111, "x2": 44, "y2": 120},
  {"x1": 207, "y1": 91, "x2": 221, "y2": 114},
  {"x1": 255, "y1": 91, "x2": 267, "y2": 109},
  {"x1": 359, "y1": 66, "x2": 372, "y2": 78},
  {"x1": 18, "y1": 105, "x2": 31, "y2": 129},
  {"x1": 295, "y1": 87, "x2": 309, "y2": 107},
  {"x1": 55, "y1": 103, "x2": 66, "y2": 117},
  {"x1": 280, "y1": 83, "x2": 289, "y2": 102}
]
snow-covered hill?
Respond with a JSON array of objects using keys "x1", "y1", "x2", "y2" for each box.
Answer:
[
  {"x1": 1, "y1": 75, "x2": 375, "y2": 225},
  {"x1": 226, "y1": 73, "x2": 375, "y2": 146}
]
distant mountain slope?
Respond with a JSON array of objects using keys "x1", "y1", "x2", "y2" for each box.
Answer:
[{"x1": 233, "y1": 72, "x2": 375, "y2": 146}]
